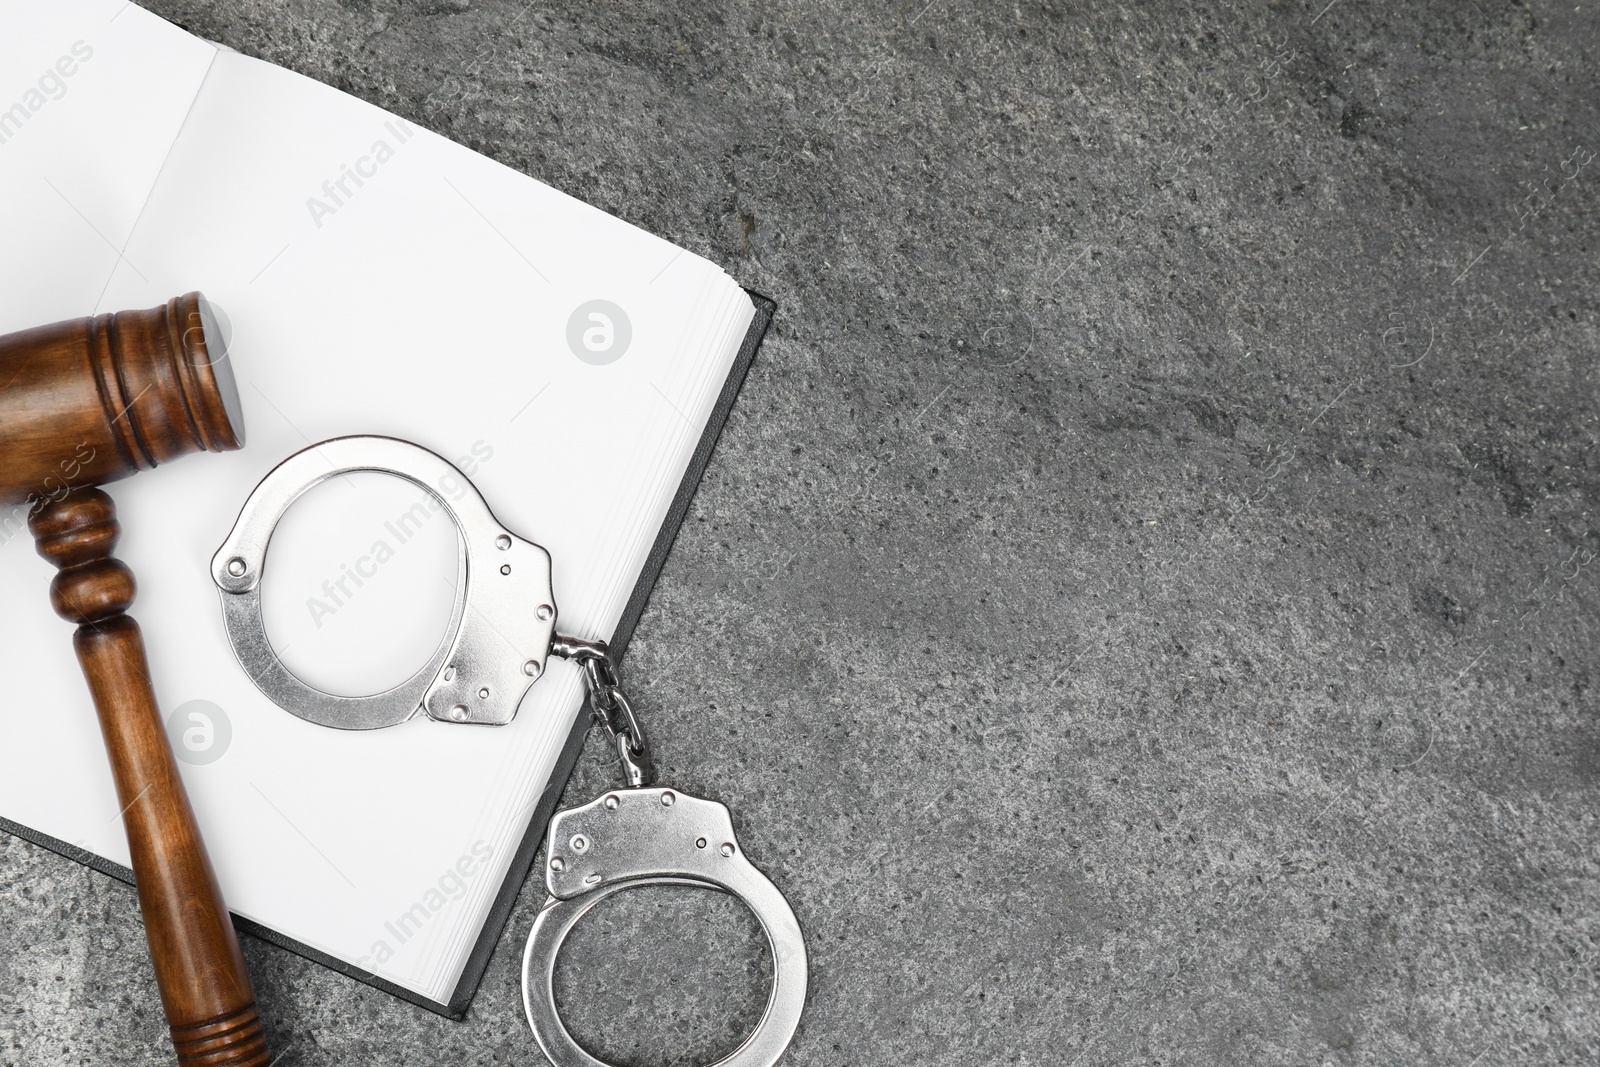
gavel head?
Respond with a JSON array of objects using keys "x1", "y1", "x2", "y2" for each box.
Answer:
[{"x1": 0, "y1": 292, "x2": 244, "y2": 507}]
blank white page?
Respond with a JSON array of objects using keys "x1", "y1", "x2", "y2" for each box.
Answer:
[
  {"x1": 0, "y1": 22, "x2": 753, "y2": 1001},
  {"x1": 0, "y1": 0, "x2": 216, "y2": 330}
]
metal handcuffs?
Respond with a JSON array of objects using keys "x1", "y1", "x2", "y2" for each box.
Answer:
[{"x1": 211, "y1": 436, "x2": 807, "y2": 1067}]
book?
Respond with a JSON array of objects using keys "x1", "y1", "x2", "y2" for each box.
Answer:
[{"x1": 0, "y1": 0, "x2": 770, "y2": 1016}]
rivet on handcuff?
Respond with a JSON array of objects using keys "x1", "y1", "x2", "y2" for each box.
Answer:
[{"x1": 211, "y1": 436, "x2": 808, "y2": 1067}]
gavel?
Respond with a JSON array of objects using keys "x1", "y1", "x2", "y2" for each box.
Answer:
[{"x1": 0, "y1": 295, "x2": 271, "y2": 1066}]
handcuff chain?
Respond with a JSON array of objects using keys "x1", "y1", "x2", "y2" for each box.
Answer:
[{"x1": 550, "y1": 635, "x2": 654, "y2": 788}]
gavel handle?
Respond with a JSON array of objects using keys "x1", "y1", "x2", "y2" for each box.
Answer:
[{"x1": 32, "y1": 490, "x2": 270, "y2": 1067}]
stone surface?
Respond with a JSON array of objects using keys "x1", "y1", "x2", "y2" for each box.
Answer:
[{"x1": 3, "y1": 1, "x2": 1598, "y2": 1065}]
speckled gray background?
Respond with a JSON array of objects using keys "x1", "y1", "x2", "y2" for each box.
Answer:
[{"x1": 3, "y1": 0, "x2": 1598, "y2": 1064}]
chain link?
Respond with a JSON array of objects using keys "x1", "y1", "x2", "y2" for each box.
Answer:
[{"x1": 550, "y1": 635, "x2": 653, "y2": 786}]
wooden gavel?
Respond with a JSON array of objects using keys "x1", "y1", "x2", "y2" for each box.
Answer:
[{"x1": 0, "y1": 295, "x2": 271, "y2": 1066}]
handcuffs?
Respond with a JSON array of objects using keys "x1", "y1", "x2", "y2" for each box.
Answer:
[{"x1": 210, "y1": 436, "x2": 807, "y2": 1067}]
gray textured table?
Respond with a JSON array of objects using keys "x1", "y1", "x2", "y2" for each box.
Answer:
[{"x1": 3, "y1": 1, "x2": 1598, "y2": 1064}]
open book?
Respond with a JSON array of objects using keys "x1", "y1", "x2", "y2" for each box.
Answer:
[{"x1": 0, "y1": 0, "x2": 767, "y2": 1014}]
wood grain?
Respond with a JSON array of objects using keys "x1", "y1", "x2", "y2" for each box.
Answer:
[
  {"x1": 31, "y1": 490, "x2": 270, "y2": 1067},
  {"x1": 0, "y1": 292, "x2": 243, "y2": 507},
  {"x1": 4, "y1": 296, "x2": 265, "y2": 1065}
]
